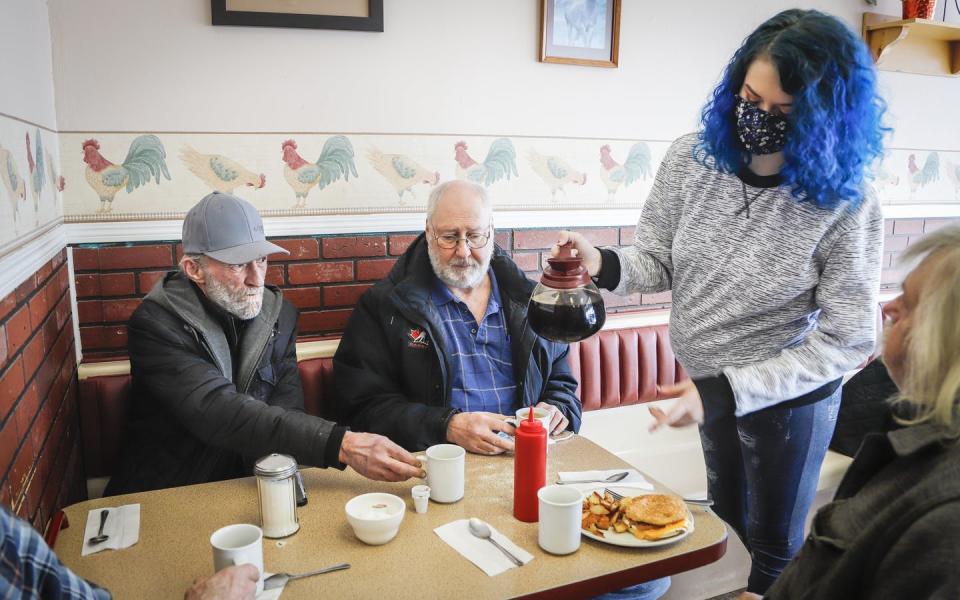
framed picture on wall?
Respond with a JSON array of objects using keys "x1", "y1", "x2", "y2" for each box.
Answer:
[
  {"x1": 211, "y1": 0, "x2": 383, "y2": 32},
  {"x1": 539, "y1": 0, "x2": 621, "y2": 67}
]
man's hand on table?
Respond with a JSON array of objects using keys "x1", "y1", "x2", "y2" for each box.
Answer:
[
  {"x1": 535, "y1": 402, "x2": 569, "y2": 434},
  {"x1": 446, "y1": 412, "x2": 515, "y2": 455},
  {"x1": 339, "y1": 431, "x2": 425, "y2": 481},
  {"x1": 184, "y1": 564, "x2": 259, "y2": 600},
  {"x1": 648, "y1": 380, "x2": 704, "y2": 431}
]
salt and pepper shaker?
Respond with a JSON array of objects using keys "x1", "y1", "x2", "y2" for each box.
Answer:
[
  {"x1": 513, "y1": 409, "x2": 547, "y2": 522},
  {"x1": 254, "y1": 454, "x2": 300, "y2": 538}
]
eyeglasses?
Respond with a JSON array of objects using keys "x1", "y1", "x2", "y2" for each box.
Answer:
[{"x1": 430, "y1": 226, "x2": 492, "y2": 250}]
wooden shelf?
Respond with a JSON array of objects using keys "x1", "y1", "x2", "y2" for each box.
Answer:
[{"x1": 862, "y1": 12, "x2": 960, "y2": 76}]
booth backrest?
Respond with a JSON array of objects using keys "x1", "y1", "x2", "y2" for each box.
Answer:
[
  {"x1": 78, "y1": 358, "x2": 340, "y2": 478},
  {"x1": 77, "y1": 320, "x2": 683, "y2": 479},
  {"x1": 568, "y1": 324, "x2": 685, "y2": 411},
  {"x1": 78, "y1": 375, "x2": 132, "y2": 479}
]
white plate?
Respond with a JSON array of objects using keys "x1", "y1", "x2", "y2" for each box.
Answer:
[{"x1": 580, "y1": 488, "x2": 695, "y2": 548}]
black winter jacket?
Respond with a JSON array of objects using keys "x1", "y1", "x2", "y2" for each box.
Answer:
[
  {"x1": 105, "y1": 272, "x2": 345, "y2": 495},
  {"x1": 333, "y1": 234, "x2": 581, "y2": 451}
]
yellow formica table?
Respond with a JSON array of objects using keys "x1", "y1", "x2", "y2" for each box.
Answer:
[{"x1": 55, "y1": 436, "x2": 726, "y2": 599}]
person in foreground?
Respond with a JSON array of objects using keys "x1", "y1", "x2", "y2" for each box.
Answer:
[
  {"x1": 556, "y1": 10, "x2": 886, "y2": 594},
  {"x1": 0, "y1": 506, "x2": 257, "y2": 599},
  {"x1": 334, "y1": 180, "x2": 581, "y2": 454},
  {"x1": 106, "y1": 192, "x2": 422, "y2": 496},
  {"x1": 747, "y1": 225, "x2": 960, "y2": 599}
]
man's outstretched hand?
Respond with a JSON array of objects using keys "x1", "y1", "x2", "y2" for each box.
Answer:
[{"x1": 339, "y1": 431, "x2": 425, "y2": 481}]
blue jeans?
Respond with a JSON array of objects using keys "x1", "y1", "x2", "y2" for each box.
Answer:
[
  {"x1": 592, "y1": 577, "x2": 670, "y2": 600},
  {"x1": 699, "y1": 388, "x2": 841, "y2": 594}
]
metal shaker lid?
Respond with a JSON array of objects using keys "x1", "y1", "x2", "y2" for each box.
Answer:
[{"x1": 254, "y1": 453, "x2": 298, "y2": 480}]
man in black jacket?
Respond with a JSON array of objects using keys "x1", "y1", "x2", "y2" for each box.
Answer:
[
  {"x1": 106, "y1": 192, "x2": 423, "y2": 495},
  {"x1": 334, "y1": 181, "x2": 581, "y2": 454}
]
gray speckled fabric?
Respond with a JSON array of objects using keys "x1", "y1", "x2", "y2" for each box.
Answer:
[{"x1": 610, "y1": 133, "x2": 883, "y2": 416}]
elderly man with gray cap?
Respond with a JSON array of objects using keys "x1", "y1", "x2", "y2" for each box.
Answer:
[{"x1": 105, "y1": 192, "x2": 423, "y2": 496}]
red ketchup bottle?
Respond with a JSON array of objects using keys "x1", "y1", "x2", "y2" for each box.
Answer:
[{"x1": 513, "y1": 408, "x2": 547, "y2": 522}]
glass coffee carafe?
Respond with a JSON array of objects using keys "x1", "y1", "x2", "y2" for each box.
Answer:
[{"x1": 528, "y1": 244, "x2": 606, "y2": 343}]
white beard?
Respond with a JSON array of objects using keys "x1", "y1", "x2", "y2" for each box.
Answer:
[
  {"x1": 428, "y1": 243, "x2": 491, "y2": 290},
  {"x1": 204, "y1": 276, "x2": 264, "y2": 320}
]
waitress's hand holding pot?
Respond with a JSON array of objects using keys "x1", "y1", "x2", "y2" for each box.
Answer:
[{"x1": 551, "y1": 231, "x2": 602, "y2": 277}]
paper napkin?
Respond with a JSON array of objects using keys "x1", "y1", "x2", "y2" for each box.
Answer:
[
  {"x1": 434, "y1": 519, "x2": 534, "y2": 576},
  {"x1": 81, "y1": 504, "x2": 140, "y2": 556},
  {"x1": 556, "y1": 469, "x2": 654, "y2": 493},
  {"x1": 257, "y1": 573, "x2": 284, "y2": 600}
]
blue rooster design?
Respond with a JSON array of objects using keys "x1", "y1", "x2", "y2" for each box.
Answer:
[
  {"x1": 453, "y1": 138, "x2": 518, "y2": 187},
  {"x1": 82, "y1": 135, "x2": 172, "y2": 213},
  {"x1": 599, "y1": 142, "x2": 652, "y2": 200},
  {"x1": 282, "y1": 136, "x2": 358, "y2": 209}
]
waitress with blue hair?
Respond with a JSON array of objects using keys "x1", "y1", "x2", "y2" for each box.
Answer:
[{"x1": 559, "y1": 9, "x2": 887, "y2": 597}]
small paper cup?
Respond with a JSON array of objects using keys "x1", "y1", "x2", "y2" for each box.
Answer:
[{"x1": 411, "y1": 485, "x2": 430, "y2": 514}]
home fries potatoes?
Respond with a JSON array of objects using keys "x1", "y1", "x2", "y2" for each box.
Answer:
[{"x1": 581, "y1": 491, "x2": 691, "y2": 541}]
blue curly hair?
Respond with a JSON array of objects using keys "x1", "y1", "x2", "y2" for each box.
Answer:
[{"x1": 695, "y1": 9, "x2": 889, "y2": 208}]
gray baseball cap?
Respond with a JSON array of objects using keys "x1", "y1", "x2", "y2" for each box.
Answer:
[{"x1": 182, "y1": 192, "x2": 288, "y2": 264}]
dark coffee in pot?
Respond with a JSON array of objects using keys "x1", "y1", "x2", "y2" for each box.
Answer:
[{"x1": 528, "y1": 290, "x2": 606, "y2": 343}]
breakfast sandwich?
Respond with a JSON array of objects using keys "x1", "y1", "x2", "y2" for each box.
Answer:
[{"x1": 582, "y1": 491, "x2": 690, "y2": 541}]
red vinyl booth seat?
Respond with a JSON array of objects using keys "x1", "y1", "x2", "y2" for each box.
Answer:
[
  {"x1": 78, "y1": 322, "x2": 685, "y2": 479},
  {"x1": 569, "y1": 324, "x2": 686, "y2": 411}
]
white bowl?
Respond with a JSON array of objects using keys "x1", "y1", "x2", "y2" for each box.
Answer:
[{"x1": 345, "y1": 493, "x2": 405, "y2": 545}]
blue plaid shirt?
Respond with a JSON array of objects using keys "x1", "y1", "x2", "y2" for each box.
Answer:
[
  {"x1": 1, "y1": 508, "x2": 111, "y2": 599},
  {"x1": 431, "y1": 271, "x2": 518, "y2": 415}
]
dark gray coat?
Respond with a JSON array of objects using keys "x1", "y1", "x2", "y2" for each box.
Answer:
[
  {"x1": 766, "y1": 421, "x2": 960, "y2": 599},
  {"x1": 105, "y1": 272, "x2": 344, "y2": 495}
]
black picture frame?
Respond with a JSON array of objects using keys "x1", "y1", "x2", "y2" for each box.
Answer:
[{"x1": 211, "y1": 0, "x2": 383, "y2": 32}]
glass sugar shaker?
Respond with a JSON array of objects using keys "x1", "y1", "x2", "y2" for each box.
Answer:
[{"x1": 254, "y1": 453, "x2": 300, "y2": 538}]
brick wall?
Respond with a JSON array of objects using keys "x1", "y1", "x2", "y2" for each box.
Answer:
[
  {"x1": 73, "y1": 217, "x2": 958, "y2": 358},
  {"x1": 881, "y1": 218, "x2": 954, "y2": 286},
  {"x1": 0, "y1": 250, "x2": 86, "y2": 534}
]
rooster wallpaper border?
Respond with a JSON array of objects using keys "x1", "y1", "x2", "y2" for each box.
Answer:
[
  {"x1": 55, "y1": 131, "x2": 960, "y2": 228},
  {"x1": 0, "y1": 113, "x2": 65, "y2": 255}
]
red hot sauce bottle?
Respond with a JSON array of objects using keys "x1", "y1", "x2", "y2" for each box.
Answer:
[{"x1": 513, "y1": 409, "x2": 547, "y2": 522}]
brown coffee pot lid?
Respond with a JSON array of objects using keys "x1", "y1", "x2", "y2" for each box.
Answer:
[{"x1": 540, "y1": 244, "x2": 591, "y2": 290}]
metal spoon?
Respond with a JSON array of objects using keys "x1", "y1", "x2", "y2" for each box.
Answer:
[
  {"x1": 556, "y1": 471, "x2": 629, "y2": 485},
  {"x1": 263, "y1": 562, "x2": 351, "y2": 591},
  {"x1": 468, "y1": 518, "x2": 523, "y2": 567},
  {"x1": 88, "y1": 509, "x2": 109, "y2": 545}
]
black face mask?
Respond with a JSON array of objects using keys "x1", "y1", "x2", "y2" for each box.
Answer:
[{"x1": 735, "y1": 95, "x2": 788, "y2": 155}]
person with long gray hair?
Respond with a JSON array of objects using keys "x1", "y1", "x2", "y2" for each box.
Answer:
[{"x1": 748, "y1": 224, "x2": 960, "y2": 599}]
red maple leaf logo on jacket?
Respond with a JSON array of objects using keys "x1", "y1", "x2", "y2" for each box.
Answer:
[{"x1": 407, "y1": 328, "x2": 429, "y2": 347}]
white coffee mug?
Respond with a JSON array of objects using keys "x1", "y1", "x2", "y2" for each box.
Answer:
[
  {"x1": 417, "y1": 444, "x2": 465, "y2": 503},
  {"x1": 538, "y1": 485, "x2": 583, "y2": 555},
  {"x1": 210, "y1": 523, "x2": 264, "y2": 594},
  {"x1": 514, "y1": 406, "x2": 552, "y2": 433}
]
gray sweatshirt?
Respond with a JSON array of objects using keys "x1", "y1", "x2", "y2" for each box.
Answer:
[{"x1": 609, "y1": 133, "x2": 883, "y2": 416}]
